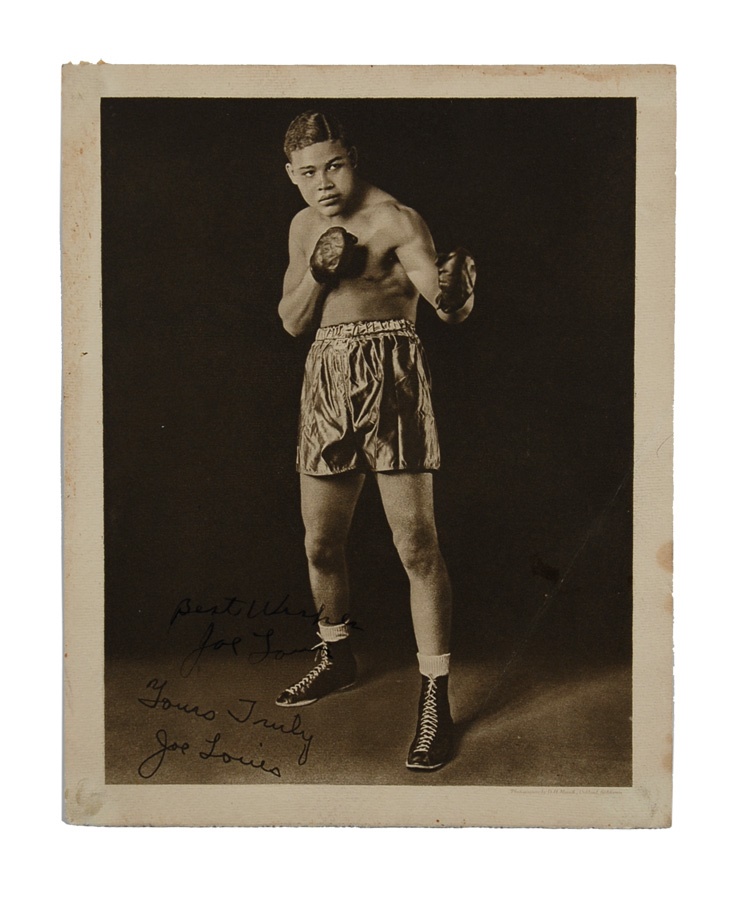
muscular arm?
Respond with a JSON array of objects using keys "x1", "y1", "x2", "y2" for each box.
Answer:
[
  {"x1": 393, "y1": 206, "x2": 471, "y2": 325},
  {"x1": 278, "y1": 214, "x2": 329, "y2": 337}
]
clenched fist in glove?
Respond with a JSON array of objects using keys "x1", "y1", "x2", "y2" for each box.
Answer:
[
  {"x1": 310, "y1": 226, "x2": 359, "y2": 285},
  {"x1": 436, "y1": 249, "x2": 476, "y2": 315}
]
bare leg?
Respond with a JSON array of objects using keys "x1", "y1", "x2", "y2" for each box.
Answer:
[
  {"x1": 300, "y1": 471, "x2": 365, "y2": 625},
  {"x1": 375, "y1": 472, "x2": 452, "y2": 655},
  {"x1": 275, "y1": 472, "x2": 365, "y2": 708}
]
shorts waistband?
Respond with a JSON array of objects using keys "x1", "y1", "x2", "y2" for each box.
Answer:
[{"x1": 314, "y1": 319, "x2": 416, "y2": 342}]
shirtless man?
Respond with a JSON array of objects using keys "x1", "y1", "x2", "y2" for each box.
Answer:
[{"x1": 276, "y1": 111, "x2": 475, "y2": 771}]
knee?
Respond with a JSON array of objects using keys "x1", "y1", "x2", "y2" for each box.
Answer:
[
  {"x1": 393, "y1": 526, "x2": 442, "y2": 577},
  {"x1": 304, "y1": 532, "x2": 346, "y2": 571}
]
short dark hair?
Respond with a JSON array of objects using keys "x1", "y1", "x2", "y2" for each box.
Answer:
[{"x1": 283, "y1": 110, "x2": 352, "y2": 161}]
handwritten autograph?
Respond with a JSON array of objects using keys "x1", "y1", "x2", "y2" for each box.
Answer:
[
  {"x1": 171, "y1": 595, "x2": 362, "y2": 677},
  {"x1": 137, "y1": 729, "x2": 281, "y2": 780},
  {"x1": 136, "y1": 679, "x2": 313, "y2": 779}
]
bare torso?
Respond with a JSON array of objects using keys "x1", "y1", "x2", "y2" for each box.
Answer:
[{"x1": 299, "y1": 186, "x2": 421, "y2": 326}]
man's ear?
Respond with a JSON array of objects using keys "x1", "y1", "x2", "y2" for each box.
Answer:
[
  {"x1": 348, "y1": 147, "x2": 358, "y2": 169},
  {"x1": 285, "y1": 162, "x2": 297, "y2": 184}
]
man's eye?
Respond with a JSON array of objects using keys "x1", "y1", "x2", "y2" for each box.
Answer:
[
  {"x1": 303, "y1": 171, "x2": 314, "y2": 178},
  {"x1": 328, "y1": 163, "x2": 342, "y2": 171}
]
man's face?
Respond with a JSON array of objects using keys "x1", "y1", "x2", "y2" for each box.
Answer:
[{"x1": 286, "y1": 139, "x2": 357, "y2": 218}]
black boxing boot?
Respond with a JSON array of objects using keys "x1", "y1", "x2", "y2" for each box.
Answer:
[
  {"x1": 275, "y1": 639, "x2": 357, "y2": 707},
  {"x1": 406, "y1": 674, "x2": 453, "y2": 770}
]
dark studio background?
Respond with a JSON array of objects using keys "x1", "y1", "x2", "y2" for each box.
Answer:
[{"x1": 101, "y1": 98, "x2": 635, "y2": 685}]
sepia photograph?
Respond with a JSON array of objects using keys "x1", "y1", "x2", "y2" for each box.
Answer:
[{"x1": 63, "y1": 65, "x2": 674, "y2": 826}]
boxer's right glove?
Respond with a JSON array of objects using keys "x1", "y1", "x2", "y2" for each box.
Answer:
[
  {"x1": 436, "y1": 248, "x2": 476, "y2": 313},
  {"x1": 310, "y1": 226, "x2": 358, "y2": 284}
]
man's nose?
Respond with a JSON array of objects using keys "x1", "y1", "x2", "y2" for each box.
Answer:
[{"x1": 318, "y1": 169, "x2": 334, "y2": 190}]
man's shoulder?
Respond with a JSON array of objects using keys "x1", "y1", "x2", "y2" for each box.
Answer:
[
  {"x1": 290, "y1": 207, "x2": 317, "y2": 231},
  {"x1": 288, "y1": 207, "x2": 320, "y2": 246},
  {"x1": 366, "y1": 196, "x2": 425, "y2": 233}
]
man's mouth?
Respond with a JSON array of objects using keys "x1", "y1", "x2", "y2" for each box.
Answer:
[{"x1": 319, "y1": 195, "x2": 339, "y2": 205}]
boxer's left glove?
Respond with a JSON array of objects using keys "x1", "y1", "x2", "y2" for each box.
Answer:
[
  {"x1": 310, "y1": 226, "x2": 359, "y2": 284},
  {"x1": 437, "y1": 248, "x2": 476, "y2": 313}
]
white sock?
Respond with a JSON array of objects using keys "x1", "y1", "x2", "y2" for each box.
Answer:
[
  {"x1": 318, "y1": 620, "x2": 351, "y2": 643},
  {"x1": 417, "y1": 652, "x2": 450, "y2": 678}
]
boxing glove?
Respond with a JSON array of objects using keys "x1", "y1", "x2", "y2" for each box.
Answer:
[
  {"x1": 437, "y1": 248, "x2": 476, "y2": 313},
  {"x1": 310, "y1": 226, "x2": 358, "y2": 284}
]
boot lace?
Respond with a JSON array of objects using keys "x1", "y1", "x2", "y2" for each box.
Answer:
[
  {"x1": 413, "y1": 677, "x2": 440, "y2": 753},
  {"x1": 284, "y1": 642, "x2": 331, "y2": 696}
]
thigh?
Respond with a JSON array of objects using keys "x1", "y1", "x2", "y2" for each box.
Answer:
[
  {"x1": 375, "y1": 472, "x2": 438, "y2": 539},
  {"x1": 300, "y1": 472, "x2": 366, "y2": 542}
]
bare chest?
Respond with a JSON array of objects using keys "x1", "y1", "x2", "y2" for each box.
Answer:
[{"x1": 307, "y1": 216, "x2": 403, "y2": 282}]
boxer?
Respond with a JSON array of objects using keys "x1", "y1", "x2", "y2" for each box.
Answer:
[{"x1": 276, "y1": 110, "x2": 475, "y2": 770}]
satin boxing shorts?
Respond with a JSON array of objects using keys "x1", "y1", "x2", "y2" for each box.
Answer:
[{"x1": 296, "y1": 318, "x2": 441, "y2": 476}]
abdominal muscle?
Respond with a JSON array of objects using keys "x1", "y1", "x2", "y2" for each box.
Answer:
[{"x1": 319, "y1": 262, "x2": 419, "y2": 327}]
